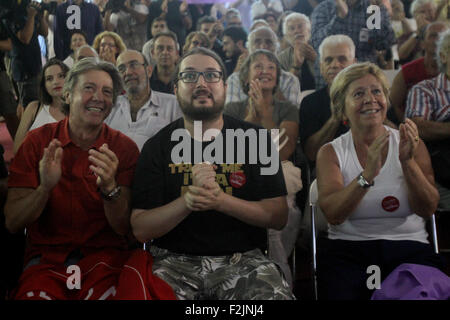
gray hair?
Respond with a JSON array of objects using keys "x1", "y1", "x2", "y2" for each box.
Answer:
[
  {"x1": 238, "y1": 49, "x2": 281, "y2": 95},
  {"x1": 319, "y1": 35, "x2": 356, "y2": 60},
  {"x1": 410, "y1": 0, "x2": 436, "y2": 16},
  {"x1": 282, "y1": 12, "x2": 311, "y2": 37},
  {"x1": 248, "y1": 26, "x2": 280, "y2": 54},
  {"x1": 62, "y1": 58, "x2": 124, "y2": 113},
  {"x1": 436, "y1": 29, "x2": 450, "y2": 74},
  {"x1": 74, "y1": 45, "x2": 98, "y2": 61}
]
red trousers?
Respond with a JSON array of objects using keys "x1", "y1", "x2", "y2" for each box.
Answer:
[{"x1": 12, "y1": 248, "x2": 177, "y2": 300}]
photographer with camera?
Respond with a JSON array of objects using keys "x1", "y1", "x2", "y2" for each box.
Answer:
[
  {"x1": 4, "y1": 1, "x2": 48, "y2": 111},
  {"x1": 104, "y1": 0, "x2": 149, "y2": 51},
  {"x1": 54, "y1": 0, "x2": 103, "y2": 61}
]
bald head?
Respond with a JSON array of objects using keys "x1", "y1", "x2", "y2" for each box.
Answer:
[{"x1": 74, "y1": 45, "x2": 98, "y2": 62}]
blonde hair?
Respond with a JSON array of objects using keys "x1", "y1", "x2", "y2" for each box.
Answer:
[
  {"x1": 330, "y1": 62, "x2": 389, "y2": 121},
  {"x1": 92, "y1": 31, "x2": 126, "y2": 58}
]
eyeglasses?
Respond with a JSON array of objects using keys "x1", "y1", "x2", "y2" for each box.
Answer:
[
  {"x1": 100, "y1": 42, "x2": 117, "y2": 49},
  {"x1": 117, "y1": 61, "x2": 146, "y2": 73},
  {"x1": 178, "y1": 71, "x2": 223, "y2": 83}
]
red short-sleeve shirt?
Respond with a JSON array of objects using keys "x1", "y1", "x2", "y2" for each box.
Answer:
[{"x1": 9, "y1": 118, "x2": 140, "y2": 265}]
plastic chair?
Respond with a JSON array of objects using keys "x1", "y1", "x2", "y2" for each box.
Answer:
[{"x1": 309, "y1": 179, "x2": 441, "y2": 300}]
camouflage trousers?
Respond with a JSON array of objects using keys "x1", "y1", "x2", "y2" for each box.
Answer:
[{"x1": 149, "y1": 247, "x2": 295, "y2": 300}]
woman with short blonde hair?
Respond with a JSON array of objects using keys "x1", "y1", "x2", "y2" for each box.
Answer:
[{"x1": 92, "y1": 31, "x2": 126, "y2": 64}]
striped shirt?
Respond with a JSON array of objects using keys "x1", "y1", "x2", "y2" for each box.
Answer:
[
  {"x1": 406, "y1": 73, "x2": 450, "y2": 122},
  {"x1": 225, "y1": 70, "x2": 302, "y2": 107}
]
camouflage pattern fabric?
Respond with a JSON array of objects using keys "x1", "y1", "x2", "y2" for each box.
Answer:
[{"x1": 149, "y1": 247, "x2": 295, "y2": 300}]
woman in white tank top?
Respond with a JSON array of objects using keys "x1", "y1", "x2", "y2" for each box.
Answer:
[
  {"x1": 14, "y1": 59, "x2": 69, "y2": 154},
  {"x1": 315, "y1": 62, "x2": 444, "y2": 299}
]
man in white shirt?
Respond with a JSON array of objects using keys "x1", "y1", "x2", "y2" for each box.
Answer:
[
  {"x1": 105, "y1": 50, "x2": 182, "y2": 150},
  {"x1": 225, "y1": 26, "x2": 302, "y2": 107}
]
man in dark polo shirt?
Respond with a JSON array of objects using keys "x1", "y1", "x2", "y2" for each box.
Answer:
[
  {"x1": 131, "y1": 47, "x2": 294, "y2": 300},
  {"x1": 149, "y1": 31, "x2": 179, "y2": 94},
  {"x1": 299, "y1": 34, "x2": 355, "y2": 169}
]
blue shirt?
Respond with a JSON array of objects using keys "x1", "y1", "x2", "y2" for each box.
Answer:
[{"x1": 54, "y1": 0, "x2": 103, "y2": 60}]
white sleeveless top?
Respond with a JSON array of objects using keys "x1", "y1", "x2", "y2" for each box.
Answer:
[
  {"x1": 29, "y1": 104, "x2": 58, "y2": 131},
  {"x1": 328, "y1": 126, "x2": 428, "y2": 243}
]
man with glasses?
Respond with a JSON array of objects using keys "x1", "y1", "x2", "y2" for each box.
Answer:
[
  {"x1": 130, "y1": 47, "x2": 295, "y2": 300},
  {"x1": 150, "y1": 31, "x2": 180, "y2": 94},
  {"x1": 105, "y1": 49, "x2": 182, "y2": 151}
]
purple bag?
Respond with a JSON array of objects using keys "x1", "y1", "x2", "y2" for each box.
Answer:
[{"x1": 371, "y1": 263, "x2": 450, "y2": 300}]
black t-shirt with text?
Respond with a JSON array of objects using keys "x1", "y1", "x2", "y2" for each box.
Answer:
[{"x1": 132, "y1": 115, "x2": 287, "y2": 255}]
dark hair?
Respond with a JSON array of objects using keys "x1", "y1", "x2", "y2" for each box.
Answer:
[
  {"x1": 173, "y1": 47, "x2": 227, "y2": 84},
  {"x1": 223, "y1": 26, "x2": 247, "y2": 45},
  {"x1": 197, "y1": 16, "x2": 217, "y2": 29},
  {"x1": 39, "y1": 58, "x2": 70, "y2": 106},
  {"x1": 70, "y1": 29, "x2": 88, "y2": 43},
  {"x1": 152, "y1": 30, "x2": 180, "y2": 51}
]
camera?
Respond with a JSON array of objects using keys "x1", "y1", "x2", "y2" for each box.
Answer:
[{"x1": 0, "y1": 0, "x2": 57, "y2": 25}]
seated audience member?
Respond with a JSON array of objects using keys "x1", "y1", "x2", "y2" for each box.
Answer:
[
  {"x1": 224, "y1": 49, "x2": 301, "y2": 288},
  {"x1": 182, "y1": 31, "x2": 210, "y2": 55},
  {"x1": 4, "y1": 58, "x2": 176, "y2": 300},
  {"x1": 197, "y1": 16, "x2": 225, "y2": 59},
  {"x1": 257, "y1": 10, "x2": 280, "y2": 36},
  {"x1": 391, "y1": 21, "x2": 449, "y2": 123},
  {"x1": 130, "y1": 47, "x2": 294, "y2": 300},
  {"x1": 390, "y1": 0, "x2": 415, "y2": 40},
  {"x1": 106, "y1": 50, "x2": 182, "y2": 150},
  {"x1": 93, "y1": 31, "x2": 126, "y2": 65},
  {"x1": 316, "y1": 62, "x2": 445, "y2": 300},
  {"x1": 406, "y1": 29, "x2": 450, "y2": 209},
  {"x1": 299, "y1": 35, "x2": 355, "y2": 166},
  {"x1": 397, "y1": 0, "x2": 439, "y2": 64},
  {"x1": 74, "y1": 45, "x2": 99, "y2": 62},
  {"x1": 226, "y1": 26, "x2": 301, "y2": 107},
  {"x1": 14, "y1": 59, "x2": 69, "y2": 154},
  {"x1": 150, "y1": 31, "x2": 180, "y2": 94},
  {"x1": 141, "y1": 17, "x2": 170, "y2": 66},
  {"x1": 222, "y1": 26, "x2": 248, "y2": 78},
  {"x1": 278, "y1": 12, "x2": 316, "y2": 91},
  {"x1": 224, "y1": 8, "x2": 243, "y2": 28},
  {"x1": 103, "y1": 0, "x2": 149, "y2": 51},
  {"x1": 63, "y1": 30, "x2": 87, "y2": 69},
  {"x1": 311, "y1": 0, "x2": 396, "y2": 89},
  {"x1": 251, "y1": 0, "x2": 283, "y2": 21}
]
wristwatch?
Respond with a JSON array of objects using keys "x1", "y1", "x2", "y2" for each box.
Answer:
[
  {"x1": 99, "y1": 185, "x2": 121, "y2": 201},
  {"x1": 357, "y1": 172, "x2": 374, "y2": 189}
]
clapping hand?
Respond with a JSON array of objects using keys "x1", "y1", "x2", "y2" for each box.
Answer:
[
  {"x1": 88, "y1": 144, "x2": 119, "y2": 194},
  {"x1": 185, "y1": 163, "x2": 223, "y2": 211},
  {"x1": 39, "y1": 139, "x2": 63, "y2": 192},
  {"x1": 399, "y1": 118, "x2": 420, "y2": 162},
  {"x1": 363, "y1": 131, "x2": 390, "y2": 182}
]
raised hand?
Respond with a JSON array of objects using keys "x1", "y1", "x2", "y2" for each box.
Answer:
[
  {"x1": 399, "y1": 118, "x2": 420, "y2": 162},
  {"x1": 88, "y1": 143, "x2": 119, "y2": 194},
  {"x1": 293, "y1": 42, "x2": 306, "y2": 68},
  {"x1": 248, "y1": 79, "x2": 272, "y2": 119},
  {"x1": 363, "y1": 131, "x2": 390, "y2": 182},
  {"x1": 335, "y1": 0, "x2": 349, "y2": 19},
  {"x1": 179, "y1": 0, "x2": 188, "y2": 14},
  {"x1": 39, "y1": 139, "x2": 63, "y2": 192},
  {"x1": 303, "y1": 43, "x2": 317, "y2": 62}
]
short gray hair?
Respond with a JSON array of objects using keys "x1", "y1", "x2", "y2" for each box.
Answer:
[
  {"x1": 410, "y1": 0, "x2": 436, "y2": 16},
  {"x1": 282, "y1": 12, "x2": 311, "y2": 37},
  {"x1": 248, "y1": 26, "x2": 280, "y2": 54},
  {"x1": 74, "y1": 45, "x2": 98, "y2": 61},
  {"x1": 62, "y1": 58, "x2": 124, "y2": 113},
  {"x1": 319, "y1": 35, "x2": 356, "y2": 60},
  {"x1": 436, "y1": 29, "x2": 450, "y2": 74}
]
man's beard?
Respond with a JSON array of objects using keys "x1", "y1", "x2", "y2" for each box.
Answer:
[{"x1": 176, "y1": 90, "x2": 225, "y2": 121}]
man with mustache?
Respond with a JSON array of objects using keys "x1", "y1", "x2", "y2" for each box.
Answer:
[
  {"x1": 130, "y1": 47, "x2": 295, "y2": 300},
  {"x1": 105, "y1": 49, "x2": 182, "y2": 151}
]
